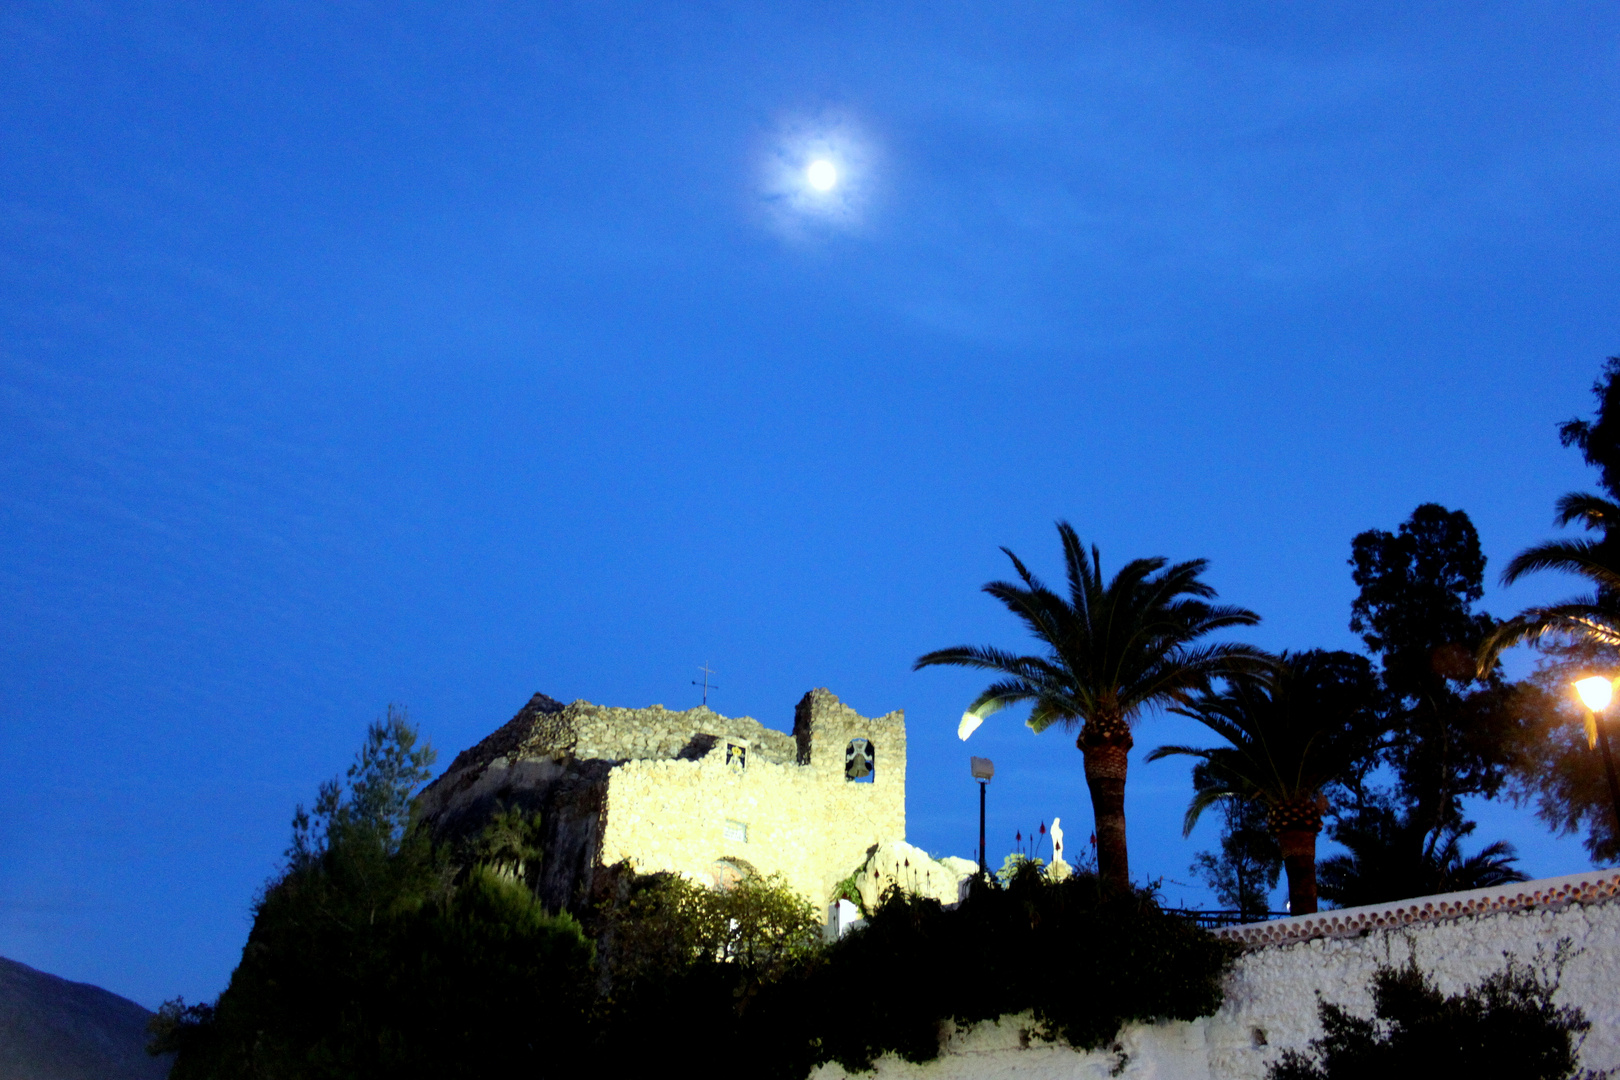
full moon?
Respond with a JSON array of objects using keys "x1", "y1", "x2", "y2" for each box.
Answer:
[
  {"x1": 758, "y1": 116, "x2": 869, "y2": 234},
  {"x1": 806, "y1": 159, "x2": 838, "y2": 191}
]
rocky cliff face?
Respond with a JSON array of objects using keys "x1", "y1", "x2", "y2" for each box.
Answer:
[
  {"x1": 849, "y1": 841, "x2": 978, "y2": 911},
  {"x1": 0, "y1": 955, "x2": 172, "y2": 1080}
]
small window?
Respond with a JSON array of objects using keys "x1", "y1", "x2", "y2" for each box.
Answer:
[
  {"x1": 723, "y1": 819, "x2": 749, "y2": 843},
  {"x1": 845, "y1": 738, "x2": 875, "y2": 783},
  {"x1": 725, "y1": 741, "x2": 747, "y2": 770}
]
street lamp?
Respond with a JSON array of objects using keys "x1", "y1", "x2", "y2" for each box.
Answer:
[
  {"x1": 1574, "y1": 675, "x2": 1620, "y2": 834},
  {"x1": 971, "y1": 756, "x2": 994, "y2": 874}
]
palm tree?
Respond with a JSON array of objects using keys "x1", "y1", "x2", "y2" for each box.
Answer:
[
  {"x1": 1147, "y1": 651, "x2": 1380, "y2": 916},
  {"x1": 914, "y1": 521, "x2": 1264, "y2": 893},
  {"x1": 1316, "y1": 802, "x2": 1526, "y2": 908},
  {"x1": 1479, "y1": 493, "x2": 1620, "y2": 666}
]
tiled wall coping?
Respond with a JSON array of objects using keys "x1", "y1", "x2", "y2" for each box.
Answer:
[{"x1": 1216, "y1": 868, "x2": 1620, "y2": 947}]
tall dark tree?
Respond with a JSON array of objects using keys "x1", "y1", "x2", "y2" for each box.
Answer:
[
  {"x1": 1348, "y1": 504, "x2": 1519, "y2": 841},
  {"x1": 916, "y1": 521, "x2": 1264, "y2": 893},
  {"x1": 1314, "y1": 505, "x2": 1529, "y2": 905},
  {"x1": 1151, "y1": 650, "x2": 1381, "y2": 915}
]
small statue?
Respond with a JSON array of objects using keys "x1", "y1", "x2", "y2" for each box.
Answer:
[{"x1": 1047, "y1": 816, "x2": 1072, "y2": 880}]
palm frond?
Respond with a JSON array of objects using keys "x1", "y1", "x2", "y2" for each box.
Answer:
[
  {"x1": 1554, "y1": 492, "x2": 1620, "y2": 531},
  {"x1": 1144, "y1": 743, "x2": 1213, "y2": 763},
  {"x1": 1122, "y1": 642, "x2": 1273, "y2": 715},
  {"x1": 965, "y1": 681, "x2": 1038, "y2": 713},
  {"x1": 1027, "y1": 698, "x2": 1078, "y2": 733},
  {"x1": 1478, "y1": 599, "x2": 1620, "y2": 672},
  {"x1": 914, "y1": 644, "x2": 1044, "y2": 675},
  {"x1": 1502, "y1": 538, "x2": 1620, "y2": 591},
  {"x1": 998, "y1": 546, "x2": 1046, "y2": 595},
  {"x1": 1055, "y1": 521, "x2": 1095, "y2": 615},
  {"x1": 1181, "y1": 785, "x2": 1238, "y2": 837}
]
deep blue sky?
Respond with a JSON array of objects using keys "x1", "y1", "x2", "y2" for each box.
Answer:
[{"x1": 2, "y1": 2, "x2": 1617, "y2": 1008}]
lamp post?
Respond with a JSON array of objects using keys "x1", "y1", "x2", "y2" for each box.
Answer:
[
  {"x1": 1574, "y1": 676, "x2": 1620, "y2": 833},
  {"x1": 970, "y1": 756, "x2": 994, "y2": 875}
]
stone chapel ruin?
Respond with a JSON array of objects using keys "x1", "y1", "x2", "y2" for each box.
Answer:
[{"x1": 417, "y1": 687, "x2": 964, "y2": 915}]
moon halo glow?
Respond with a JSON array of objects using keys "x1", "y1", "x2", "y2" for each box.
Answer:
[
  {"x1": 757, "y1": 113, "x2": 873, "y2": 236},
  {"x1": 807, "y1": 159, "x2": 838, "y2": 191}
]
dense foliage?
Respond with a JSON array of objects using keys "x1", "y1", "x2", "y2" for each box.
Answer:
[
  {"x1": 1345, "y1": 510, "x2": 1522, "y2": 824},
  {"x1": 1319, "y1": 390, "x2": 1620, "y2": 894},
  {"x1": 1175, "y1": 506, "x2": 1537, "y2": 911},
  {"x1": 590, "y1": 860, "x2": 1235, "y2": 1079},
  {"x1": 1316, "y1": 795, "x2": 1528, "y2": 907},
  {"x1": 1268, "y1": 954, "x2": 1597, "y2": 1080},
  {"x1": 152, "y1": 712, "x2": 595, "y2": 1080},
  {"x1": 1559, "y1": 357, "x2": 1620, "y2": 498},
  {"x1": 771, "y1": 863, "x2": 1238, "y2": 1076},
  {"x1": 1510, "y1": 642, "x2": 1620, "y2": 863},
  {"x1": 588, "y1": 864, "x2": 825, "y2": 1038}
]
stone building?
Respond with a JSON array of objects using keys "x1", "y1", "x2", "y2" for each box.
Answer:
[{"x1": 416, "y1": 687, "x2": 915, "y2": 913}]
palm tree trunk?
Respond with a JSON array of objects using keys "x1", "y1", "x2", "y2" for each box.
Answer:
[
  {"x1": 1268, "y1": 795, "x2": 1325, "y2": 916},
  {"x1": 1079, "y1": 718, "x2": 1133, "y2": 892},
  {"x1": 1277, "y1": 829, "x2": 1319, "y2": 915}
]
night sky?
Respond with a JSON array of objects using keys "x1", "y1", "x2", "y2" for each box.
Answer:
[{"x1": 2, "y1": 3, "x2": 1617, "y2": 1009}]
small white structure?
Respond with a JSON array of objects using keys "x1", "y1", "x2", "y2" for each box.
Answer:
[{"x1": 827, "y1": 898, "x2": 864, "y2": 940}]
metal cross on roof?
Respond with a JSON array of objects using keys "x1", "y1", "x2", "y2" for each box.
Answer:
[{"x1": 692, "y1": 663, "x2": 719, "y2": 707}]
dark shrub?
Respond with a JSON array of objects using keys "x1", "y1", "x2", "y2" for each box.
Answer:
[
  {"x1": 1268, "y1": 951, "x2": 1598, "y2": 1080},
  {"x1": 737, "y1": 862, "x2": 1238, "y2": 1078}
]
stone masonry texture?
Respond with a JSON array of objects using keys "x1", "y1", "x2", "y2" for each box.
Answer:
[{"x1": 417, "y1": 688, "x2": 907, "y2": 913}]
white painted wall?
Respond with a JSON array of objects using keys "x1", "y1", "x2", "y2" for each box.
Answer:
[{"x1": 811, "y1": 872, "x2": 1620, "y2": 1080}]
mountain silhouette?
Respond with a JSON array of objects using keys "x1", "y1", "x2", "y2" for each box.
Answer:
[{"x1": 0, "y1": 955, "x2": 172, "y2": 1079}]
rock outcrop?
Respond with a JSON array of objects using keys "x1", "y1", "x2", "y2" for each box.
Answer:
[{"x1": 849, "y1": 840, "x2": 978, "y2": 910}]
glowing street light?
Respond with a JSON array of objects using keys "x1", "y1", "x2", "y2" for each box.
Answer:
[
  {"x1": 971, "y1": 756, "x2": 994, "y2": 875},
  {"x1": 1573, "y1": 675, "x2": 1620, "y2": 834},
  {"x1": 1576, "y1": 676, "x2": 1614, "y2": 714}
]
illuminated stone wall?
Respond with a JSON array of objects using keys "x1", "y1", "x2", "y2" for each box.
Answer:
[
  {"x1": 418, "y1": 687, "x2": 906, "y2": 911},
  {"x1": 1206, "y1": 870, "x2": 1620, "y2": 1080},
  {"x1": 598, "y1": 688, "x2": 906, "y2": 907}
]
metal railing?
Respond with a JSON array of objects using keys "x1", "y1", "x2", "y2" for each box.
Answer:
[{"x1": 1162, "y1": 907, "x2": 1289, "y2": 929}]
